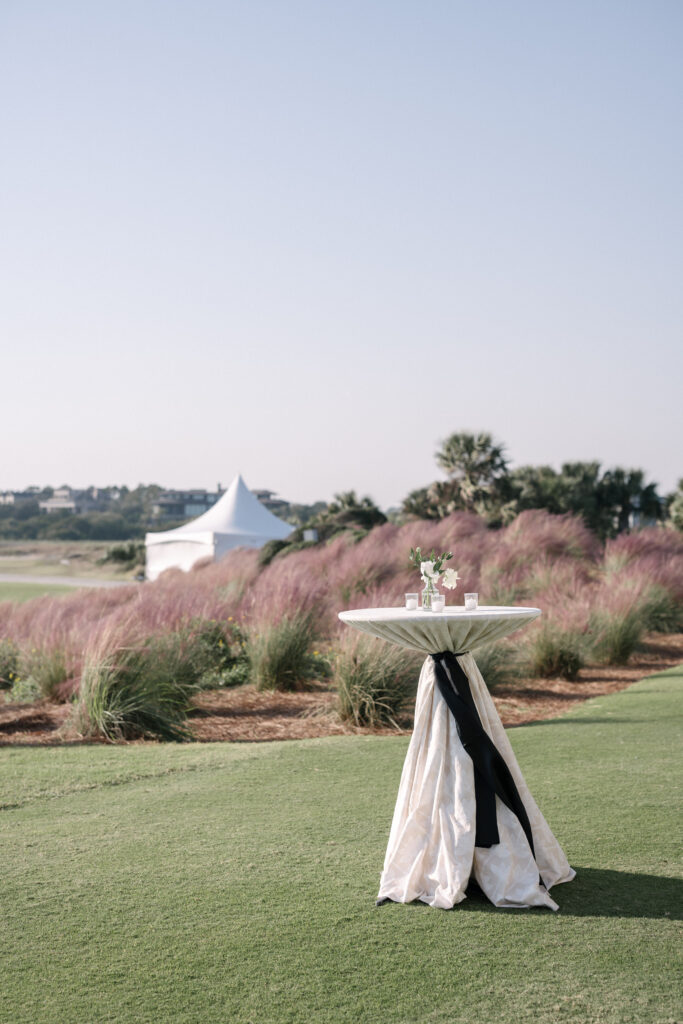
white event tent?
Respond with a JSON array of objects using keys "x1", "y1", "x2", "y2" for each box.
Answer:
[{"x1": 145, "y1": 474, "x2": 293, "y2": 581}]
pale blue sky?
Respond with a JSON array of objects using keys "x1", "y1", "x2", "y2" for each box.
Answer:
[{"x1": 2, "y1": 1, "x2": 681, "y2": 506}]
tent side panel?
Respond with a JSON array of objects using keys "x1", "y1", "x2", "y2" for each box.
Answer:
[
  {"x1": 145, "y1": 537, "x2": 215, "y2": 581},
  {"x1": 212, "y1": 533, "x2": 273, "y2": 561}
]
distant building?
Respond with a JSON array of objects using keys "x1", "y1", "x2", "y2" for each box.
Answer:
[
  {"x1": 151, "y1": 489, "x2": 223, "y2": 521},
  {"x1": 1, "y1": 489, "x2": 44, "y2": 505},
  {"x1": 38, "y1": 487, "x2": 116, "y2": 515},
  {"x1": 39, "y1": 487, "x2": 79, "y2": 514},
  {"x1": 252, "y1": 489, "x2": 289, "y2": 515}
]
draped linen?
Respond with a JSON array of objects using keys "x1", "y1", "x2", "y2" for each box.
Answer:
[{"x1": 338, "y1": 607, "x2": 575, "y2": 911}]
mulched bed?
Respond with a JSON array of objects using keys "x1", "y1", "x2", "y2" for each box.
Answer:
[
  {"x1": 490, "y1": 633, "x2": 683, "y2": 726},
  {"x1": 1, "y1": 633, "x2": 682, "y2": 746}
]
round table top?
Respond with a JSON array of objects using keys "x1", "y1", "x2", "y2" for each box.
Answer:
[{"x1": 337, "y1": 605, "x2": 541, "y2": 654}]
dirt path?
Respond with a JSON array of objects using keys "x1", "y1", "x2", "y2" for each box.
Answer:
[{"x1": 1, "y1": 634, "x2": 681, "y2": 746}]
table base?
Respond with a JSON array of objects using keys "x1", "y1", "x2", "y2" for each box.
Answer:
[{"x1": 377, "y1": 653, "x2": 575, "y2": 911}]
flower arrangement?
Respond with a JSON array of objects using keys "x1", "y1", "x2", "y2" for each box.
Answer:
[{"x1": 409, "y1": 547, "x2": 460, "y2": 609}]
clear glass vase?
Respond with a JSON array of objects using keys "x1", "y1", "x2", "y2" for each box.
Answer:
[{"x1": 421, "y1": 577, "x2": 439, "y2": 610}]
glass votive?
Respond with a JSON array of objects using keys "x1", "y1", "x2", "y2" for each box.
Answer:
[
  {"x1": 431, "y1": 594, "x2": 445, "y2": 613},
  {"x1": 464, "y1": 593, "x2": 478, "y2": 610},
  {"x1": 405, "y1": 593, "x2": 419, "y2": 610}
]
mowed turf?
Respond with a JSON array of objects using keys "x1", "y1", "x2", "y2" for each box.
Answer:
[
  {"x1": 1, "y1": 667, "x2": 681, "y2": 1024},
  {"x1": 0, "y1": 581, "x2": 73, "y2": 602}
]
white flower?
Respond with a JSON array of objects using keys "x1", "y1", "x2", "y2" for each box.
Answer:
[
  {"x1": 442, "y1": 568, "x2": 461, "y2": 590},
  {"x1": 420, "y1": 560, "x2": 437, "y2": 579}
]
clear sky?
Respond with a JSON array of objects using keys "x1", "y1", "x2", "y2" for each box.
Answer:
[{"x1": 1, "y1": 0, "x2": 681, "y2": 507}]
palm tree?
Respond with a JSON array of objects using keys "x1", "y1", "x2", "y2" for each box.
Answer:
[
  {"x1": 507, "y1": 465, "x2": 566, "y2": 515},
  {"x1": 600, "y1": 468, "x2": 662, "y2": 534},
  {"x1": 435, "y1": 432, "x2": 508, "y2": 513},
  {"x1": 320, "y1": 491, "x2": 387, "y2": 533},
  {"x1": 401, "y1": 487, "x2": 439, "y2": 520}
]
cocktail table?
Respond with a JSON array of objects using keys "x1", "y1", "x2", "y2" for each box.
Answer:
[{"x1": 338, "y1": 606, "x2": 575, "y2": 910}]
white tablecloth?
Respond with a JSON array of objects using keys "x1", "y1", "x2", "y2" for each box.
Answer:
[{"x1": 338, "y1": 606, "x2": 575, "y2": 910}]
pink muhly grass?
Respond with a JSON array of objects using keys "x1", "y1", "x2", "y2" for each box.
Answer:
[
  {"x1": 189, "y1": 546, "x2": 261, "y2": 593},
  {"x1": 530, "y1": 580, "x2": 594, "y2": 634},
  {"x1": 0, "y1": 585, "x2": 140, "y2": 692},
  {"x1": 605, "y1": 527, "x2": 683, "y2": 566},
  {"x1": 524, "y1": 559, "x2": 596, "y2": 605},
  {"x1": 1, "y1": 511, "x2": 681, "y2": 703},
  {"x1": 398, "y1": 511, "x2": 489, "y2": 557},
  {"x1": 108, "y1": 575, "x2": 239, "y2": 638},
  {"x1": 604, "y1": 529, "x2": 683, "y2": 603},
  {"x1": 240, "y1": 572, "x2": 328, "y2": 631},
  {"x1": 499, "y1": 510, "x2": 601, "y2": 567},
  {"x1": 0, "y1": 585, "x2": 137, "y2": 648}
]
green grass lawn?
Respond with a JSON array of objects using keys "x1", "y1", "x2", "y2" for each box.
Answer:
[
  {"x1": 1, "y1": 667, "x2": 681, "y2": 1024},
  {"x1": 0, "y1": 581, "x2": 74, "y2": 602},
  {"x1": 0, "y1": 540, "x2": 137, "y2": 581}
]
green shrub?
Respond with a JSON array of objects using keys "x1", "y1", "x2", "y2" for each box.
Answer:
[
  {"x1": 211, "y1": 659, "x2": 251, "y2": 688},
  {"x1": 18, "y1": 647, "x2": 68, "y2": 700},
  {"x1": 249, "y1": 613, "x2": 320, "y2": 692},
  {"x1": 523, "y1": 624, "x2": 585, "y2": 681},
  {"x1": 185, "y1": 618, "x2": 250, "y2": 689},
  {"x1": 589, "y1": 609, "x2": 643, "y2": 666},
  {"x1": 335, "y1": 632, "x2": 420, "y2": 728},
  {"x1": 257, "y1": 539, "x2": 291, "y2": 567},
  {"x1": 0, "y1": 639, "x2": 19, "y2": 690},
  {"x1": 101, "y1": 541, "x2": 145, "y2": 566},
  {"x1": 73, "y1": 635, "x2": 198, "y2": 742},
  {"x1": 257, "y1": 537, "x2": 320, "y2": 568},
  {"x1": 9, "y1": 676, "x2": 41, "y2": 703},
  {"x1": 0, "y1": 640, "x2": 66, "y2": 701}
]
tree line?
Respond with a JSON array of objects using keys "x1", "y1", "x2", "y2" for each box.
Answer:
[
  {"x1": 1, "y1": 434, "x2": 681, "y2": 544},
  {"x1": 402, "y1": 432, "x2": 681, "y2": 538},
  {"x1": 0, "y1": 486, "x2": 163, "y2": 542},
  {"x1": 293, "y1": 432, "x2": 682, "y2": 546}
]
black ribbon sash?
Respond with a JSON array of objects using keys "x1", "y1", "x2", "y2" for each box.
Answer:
[{"x1": 431, "y1": 651, "x2": 536, "y2": 859}]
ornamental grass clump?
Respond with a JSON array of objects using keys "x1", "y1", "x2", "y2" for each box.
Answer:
[
  {"x1": 522, "y1": 623, "x2": 586, "y2": 681},
  {"x1": 589, "y1": 606, "x2": 644, "y2": 666},
  {"x1": 73, "y1": 632, "x2": 201, "y2": 741},
  {"x1": 471, "y1": 641, "x2": 522, "y2": 690},
  {"x1": 638, "y1": 585, "x2": 683, "y2": 633},
  {"x1": 589, "y1": 609, "x2": 643, "y2": 665},
  {"x1": 587, "y1": 577, "x2": 652, "y2": 665},
  {"x1": 248, "y1": 612, "x2": 321, "y2": 692},
  {"x1": 335, "y1": 632, "x2": 421, "y2": 728}
]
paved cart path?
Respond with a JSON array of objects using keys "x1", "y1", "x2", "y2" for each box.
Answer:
[{"x1": 0, "y1": 573, "x2": 136, "y2": 589}]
